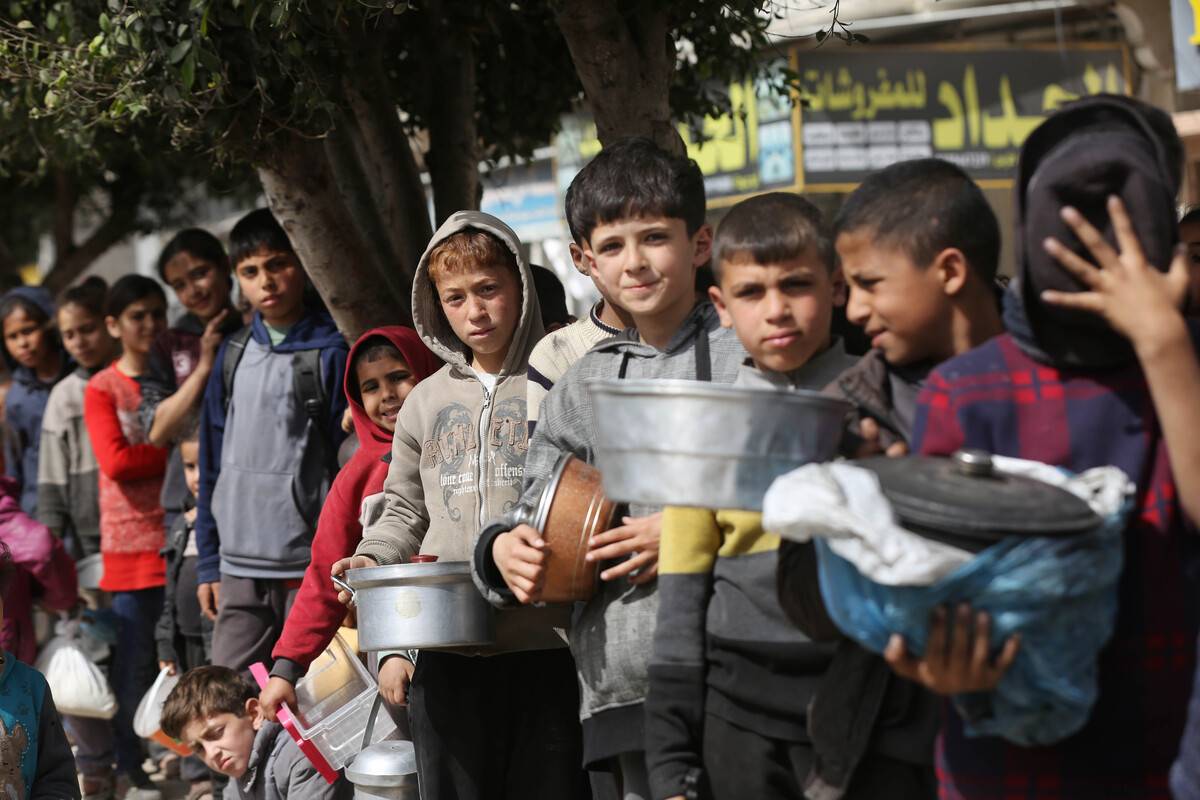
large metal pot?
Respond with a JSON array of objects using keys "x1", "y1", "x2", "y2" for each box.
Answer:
[
  {"x1": 343, "y1": 561, "x2": 494, "y2": 652},
  {"x1": 587, "y1": 378, "x2": 850, "y2": 510},
  {"x1": 519, "y1": 454, "x2": 617, "y2": 603},
  {"x1": 77, "y1": 554, "x2": 103, "y2": 592}
]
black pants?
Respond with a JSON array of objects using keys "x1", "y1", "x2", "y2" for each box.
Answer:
[
  {"x1": 210, "y1": 575, "x2": 299, "y2": 673},
  {"x1": 408, "y1": 648, "x2": 591, "y2": 800},
  {"x1": 703, "y1": 713, "x2": 935, "y2": 800}
]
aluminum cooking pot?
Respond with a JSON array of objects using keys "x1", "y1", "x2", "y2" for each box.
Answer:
[
  {"x1": 342, "y1": 561, "x2": 494, "y2": 652},
  {"x1": 517, "y1": 454, "x2": 618, "y2": 603},
  {"x1": 587, "y1": 378, "x2": 850, "y2": 510}
]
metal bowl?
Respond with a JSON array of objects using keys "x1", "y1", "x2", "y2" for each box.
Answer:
[
  {"x1": 586, "y1": 378, "x2": 850, "y2": 511},
  {"x1": 77, "y1": 554, "x2": 104, "y2": 592},
  {"x1": 344, "y1": 561, "x2": 494, "y2": 652}
]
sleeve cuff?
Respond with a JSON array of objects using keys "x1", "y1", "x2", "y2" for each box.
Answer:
[
  {"x1": 472, "y1": 520, "x2": 519, "y2": 607},
  {"x1": 269, "y1": 657, "x2": 306, "y2": 684}
]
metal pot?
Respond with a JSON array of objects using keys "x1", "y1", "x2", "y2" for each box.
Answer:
[
  {"x1": 77, "y1": 554, "x2": 103, "y2": 592},
  {"x1": 345, "y1": 698, "x2": 418, "y2": 800},
  {"x1": 587, "y1": 378, "x2": 850, "y2": 510},
  {"x1": 519, "y1": 454, "x2": 617, "y2": 603},
  {"x1": 855, "y1": 450, "x2": 1102, "y2": 552},
  {"x1": 343, "y1": 561, "x2": 494, "y2": 652}
]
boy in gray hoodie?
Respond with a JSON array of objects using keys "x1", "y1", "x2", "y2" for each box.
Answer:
[
  {"x1": 473, "y1": 137, "x2": 747, "y2": 797},
  {"x1": 334, "y1": 211, "x2": 586, "y2": 800}
]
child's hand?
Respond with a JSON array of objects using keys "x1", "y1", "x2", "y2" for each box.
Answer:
[
  {"x1": 198, "y1": 309, "x2": 232, "y2": 368},
  {"x1": 492, "y1": 525, "x2": 547, "y2": 604},
  {"x1": 158, "y1": 660, "x2": 177, "y2": 676},
  {"x1": 1042, "y1": 195, "x2": 1191, "y2": 353},
  {"x1": 587, "y1": 512, "x2": 662, "y2": 585},
  {"x1": 197, "y1": 581, "x2": 220, "y2": 621},
  {"x1": 378, "y1": 655, "x2": 416, "y2": 706},
  {"x1": 854, "y1": 417, "x2": 909, "y2": 459},
  {"x1": 331, "y1": 555, "x2": 377, "y2": 605},
  {"x1": 259, "y1": 676, "x2": 297, "y2": 723},
  {"x1": 341, "y1": 406, "x2": 354, "y2": 434},
  {"x1": 884, "y1": 604, "x2": 1020, "y2": 696}
]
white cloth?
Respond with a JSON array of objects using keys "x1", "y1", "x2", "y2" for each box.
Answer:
[
  {"x1": 472, "y1": 367, "x2": 498, "y2": 394},
  {"x1": 762, "y1": 456, "x2": 1132, "y2": 587}
]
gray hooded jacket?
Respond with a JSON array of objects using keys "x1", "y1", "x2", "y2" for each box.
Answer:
[
  {"x1": 223, "y1": 722, "x2": 352, "y2": 800},
  {"x1": 356, "y1": 211, "x2": 569, "y2": 653}
]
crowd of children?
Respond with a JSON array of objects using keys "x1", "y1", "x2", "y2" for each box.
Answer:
[{"x1": 2, "y1": 91, "x2": 1200, "y2": 800}]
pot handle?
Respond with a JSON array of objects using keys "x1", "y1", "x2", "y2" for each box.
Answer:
[
  {"x1": 361, "y1": 691, "x2": 385, "y2": 752},
  {"x1": 331, "y1": 574, "x2": 356, "y2": 607}
]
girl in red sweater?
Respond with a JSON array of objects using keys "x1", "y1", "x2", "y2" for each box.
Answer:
[
  {"x1": 258, "y1": 326, "x2": 439, "y2": 718},
  {"x1": 83, "y1": 274, "x2": 169, "y2": 798}
]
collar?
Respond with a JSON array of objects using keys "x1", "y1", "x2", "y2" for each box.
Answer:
[{"x1": 589, "y1": 302, "x2": 623, "y2": 337}]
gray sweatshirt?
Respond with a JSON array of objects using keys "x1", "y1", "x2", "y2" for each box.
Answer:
[
  {"x1": 36, "y1": 368, "x2": 101, "y2": 558},
  {"x1": 223, "y1": 722, "x2": 352, "y2": 800}
]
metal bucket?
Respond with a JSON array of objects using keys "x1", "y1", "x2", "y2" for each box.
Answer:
[
  {"x1": 77, "y1": 554, "x2": 104, "y2": 592},
  {"x1": 586, "y1": 378, "x2": 850, "y2": 511},
  {"x1": 344, "y1": 561, "x2": 494, "y2": 652}
]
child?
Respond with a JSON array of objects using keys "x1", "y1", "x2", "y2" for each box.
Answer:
[
  {"x1": 331, "y1": 211, "x2": 587, "y2": 799},
  {"x1": 1, "y1": 286, "x2": 71, "y2": 514},
  {"x1": 196, "y1": 209, "x2": 349, "y2": 673},
  {"x1": 159, "y1": 665, "x2": 351, "y2": 800},
  {"x1": 531, "y1": 264, "x2": 575, "y2": 332},
  {"x1": 902, "y1": 95, "x2": 1194, "y2": 798},
  {"x1": 645, "y1": 193, "x2": 859, "y2": 800},
  {"x1": 0, "y1": 541, "x2": 82, "y2": 800},
  {"x1": 84, "y1": 274, "x2": 171, "y2": 799},
  {"x1": 474, "y1": 137, "x2": 746, "y2": 796},
  {"x1": 259, "y1": 326, "x2": 439, "y2": 717},
  {"x1": 38, "y1": 277, "x2": 116, "y2": 560},
  {"x1": 139, "y1": 229, "x2": 241, "y2": 545}
]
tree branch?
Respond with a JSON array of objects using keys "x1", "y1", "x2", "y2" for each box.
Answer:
[
  {"x1": 42, "y1": 198, "x2": 139, "y2": 294},
  {"x1": 52, "y1": 169, "x2": 78, "y2": 261}
]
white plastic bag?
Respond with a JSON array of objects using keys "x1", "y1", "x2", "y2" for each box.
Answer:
[
  {"x1": 134, "y1": 667, "x2": 180, "y2": 739},
  {"x1": 35, "y1": 622, "x2": 117, "y2": 719}
]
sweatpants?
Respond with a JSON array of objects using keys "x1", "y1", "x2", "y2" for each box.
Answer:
[
  {"x1": 210, "y1": 575, "x2": 299, "y2": 673},
  {"x1": 111, "y1": 587, "x2": 164, "y2": 780},
  {"x1": 407, "y1": 648, "x2": 590, "y2": 800},
  {"x1": 703, "y1": 713, "x2": 935, "y2": 800}
]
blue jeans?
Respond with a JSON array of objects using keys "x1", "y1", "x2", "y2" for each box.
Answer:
[
  {"x1": 62, "y1": 715, "x2": 114, "y2": 778},
  {"x1": 110, "y1": 588, "x2": 163, "y2": 779}
]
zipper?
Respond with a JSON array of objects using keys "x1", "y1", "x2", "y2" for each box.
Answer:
[{"x1": 474, "y1": 380, "x2": 493, "y2": 530}]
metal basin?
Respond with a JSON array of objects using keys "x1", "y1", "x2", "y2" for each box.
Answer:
[
  {"x1": 586, "y1": 378, "x2": 850, "y2": 511},
  {"x1": 77, "y1": 554, "x2": 104, "y2": 592},
  {"x1": 344, "y1": 562, "x2": 494, "y2": 652}
]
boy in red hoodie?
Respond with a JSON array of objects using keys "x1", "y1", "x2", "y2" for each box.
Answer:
[{"x1": 258, "y1": 326, "x2": 439, "y2": 714}]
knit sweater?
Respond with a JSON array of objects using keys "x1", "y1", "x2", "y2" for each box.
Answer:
[
  {"x1": 84, "y1": 364, "x2": 168, "y2": 591},
  {"x1": 526, "y1": 302, "x2": 620, "y2": 433},
  {"x1": 36, "y1": 368, "x2": 102, "y2": 558}
]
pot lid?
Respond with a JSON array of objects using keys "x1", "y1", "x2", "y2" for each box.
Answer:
[
  {"x1": 856, "y1": 450, "x2": 1100, "y2": 540},
  {"x1": 345, "y1": 741, "x2": 418, "y2": 787}
]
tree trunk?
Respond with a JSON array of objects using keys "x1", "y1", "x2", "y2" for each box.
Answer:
[
  {"x1": 257, "y1": 135, "x2": 410, "y2": 341},
  {"x1": 42, "y1": 179, "x2": 141, "y2": 294},
  {"x1": 554, "y1": 0, "x2": 685, "y2": 155}
]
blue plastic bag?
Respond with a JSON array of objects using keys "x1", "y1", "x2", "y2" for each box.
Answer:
[{"x1": 814, "y1": 506, "x2": 1126, "y2": 746}]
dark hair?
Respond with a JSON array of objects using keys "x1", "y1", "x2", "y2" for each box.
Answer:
[
  {"x1": 565, "y1": 137, "x2": 706, "y2": 245},
  {"x1": 713, "y1": 193, "x2": 833, "y2": 282},
  {"x1": 0, "y1": 294, "x2": 50, "y2": 328},
  {"x1": 229, "y1": 208, "x2": 295, "y2": 269},
  {"x1": 349, "y1": 337, "x2": 406, "y2": 404},
  {"x1": 177, "y1": 413, "x2": 201, "y2": 446},
  {"x1": 833, "y1": 158, "x2": 1000, "y2": 282},
  {"x1": 60, "y1": 277, "x2": 109, "y2": 319},
  {"x1": 1181, "y1": 207, "x2": 1200, "y2": 229},
  {"x1": 0, "y1": 540, "x2": 12, "y2": 597},
  {"x1": 161, "y1": 666, "x2": 256, "y2": 741},
  {"x1": 531, "y1": 265, "x2": 570, "y2": 328},
  {"x1": 156, "y1": 229, "x2": 229, "y2": 282},
  {"x1": 106, "y1": 274, "x2": 167, "y2": 319}
]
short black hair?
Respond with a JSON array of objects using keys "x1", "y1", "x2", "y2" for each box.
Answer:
[
  {"x1": 713, "y1": 193, "x2": 833, "y2": 282},
  {"x1": 107, "y1": 274, "x2": 167, "y2": 319},
  {"x1": 60, "y1": 276, "x2": 109, "y2": 319},
  {"x1": 531, "y1": 265, "x2": 570, "y2": 328},
  {"x1": 156, "y1": 229, "x2": 229, "y2": 282},
  {"x1": 229, "y1": 208, "x2": 295, "y2": 269},
  {"x1": 834, "y1": 158, "x2": 1000, "y2": 282},
  {"x1": 1181, "y1": 207, "x2": 1200, "y2": 229},
  {"x1": 349, "y1": 336, "x2": 405, "y2": 404},
  {"x1": 565, "y1": 137, "x2": 706, "y2": 245}
]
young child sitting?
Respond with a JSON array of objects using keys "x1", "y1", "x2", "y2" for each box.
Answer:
[
  {"x1": 905, "y1": 95, "x2": 1195, "y2": 799},
  {"x1": 333, "y1": 211, "x2": 587, "y2": 799},
  {"x1": 474, "y1": 137, "x2": 747, "y2": 796},
  {"x1": 196, "y1": 209, "x2": 349, "y2": 673},
  {"x1": 259, "y1": 326, "x2": 439, "y2": 718},
  {"x1": 644, "y1": 193, "x2": 859, "y2": 800},
  {"x1": 0, "y1": 541, "x2": 81, "y2": 800},
  {"x1": 160, "y1": 665, "x2": 351, "y2": 800}
]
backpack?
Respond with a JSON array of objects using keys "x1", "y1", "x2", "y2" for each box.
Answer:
[{"x1": 220, "y1": 327, "x2": 339, "y2": 526}]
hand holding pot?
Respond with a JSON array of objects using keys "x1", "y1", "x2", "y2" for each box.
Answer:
[
  {"x1": 493, "y1": 525, "x2": 547, "y2": 604},
  {"x1": 884, "y1": 603, "x2": 1021, "y2": 696},
  {"x1": 379, "y1": 655, "x2": 416, "y2": 706},
  {"x1": 331, "y1": 555, "x2": 378, "y2": 605},
  {"x1": 586, "y1": 512, "x2": 662, "y2": 585}
]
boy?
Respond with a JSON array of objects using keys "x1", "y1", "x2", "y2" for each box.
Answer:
[
  {"x1": 900, "y1": 95, "x2": 1197, "y2": 799},
  {"x1": 160, "y1": 665, "x2": 351, "y2": 800},
  {"x1": 195, "y1": 209, "x2": 349, "y2": 673},
  {"x1": 333, "y1": 211, "x2": 586, "y2": 800},
  {"x1": 777, "y1": 157, "x2": 1005, "y2": 800},
  {"x1": 472, "y1": 137, "x2": 747, "y2": 795},
  {"x1": 645, "y1": 193, "x2": 859, "y2": 800}
]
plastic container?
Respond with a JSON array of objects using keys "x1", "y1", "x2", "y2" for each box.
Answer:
[
  {"x1": 133, "y1": 668, "x2": 190, "y2": 756},
  {"x1": 250, "y1": 632, "x2": 395, "y2": 781}
]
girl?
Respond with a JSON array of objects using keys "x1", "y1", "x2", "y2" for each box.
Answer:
[
  {"x1": 0, "y1": 287, "x2": 71, "y2": 514},
  {"x1": 83, "y1": 275, "x2": 169, "y2": 800}
]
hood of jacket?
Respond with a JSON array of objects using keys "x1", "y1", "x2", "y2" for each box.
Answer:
[
  {"x1": 0, "y1": 286, "x2": 59, "y2": 375},
  {"x1": 246, "y1": 307, "x2": 346, "y2": 354},
  {"x1": 344, "y1": 326, "x2": 441, "y2": 461},
  {"x1": 410, "y1": 211, "x2": 543, "y2": 378}
]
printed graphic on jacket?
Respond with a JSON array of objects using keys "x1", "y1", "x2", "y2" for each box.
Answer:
[
  {"x1": 0, "y1": 717, "x2": 28, "y2": 800},
  {"x1": 424, "y1": 398, "x2": 527, "y2": 520}
]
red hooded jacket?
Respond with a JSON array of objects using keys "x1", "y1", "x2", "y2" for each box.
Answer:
[{"x1": 270, "y1": 327, "x2": 440, "y2": 678}]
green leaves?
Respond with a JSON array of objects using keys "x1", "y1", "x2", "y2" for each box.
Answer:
[{"x1": 167, "y1": 38, "x2": 190, "y2": 64}]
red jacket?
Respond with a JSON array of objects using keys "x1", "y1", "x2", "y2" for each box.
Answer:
[{"x1": 271, "y1": 327, "x2": 439, "y2": 678}]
